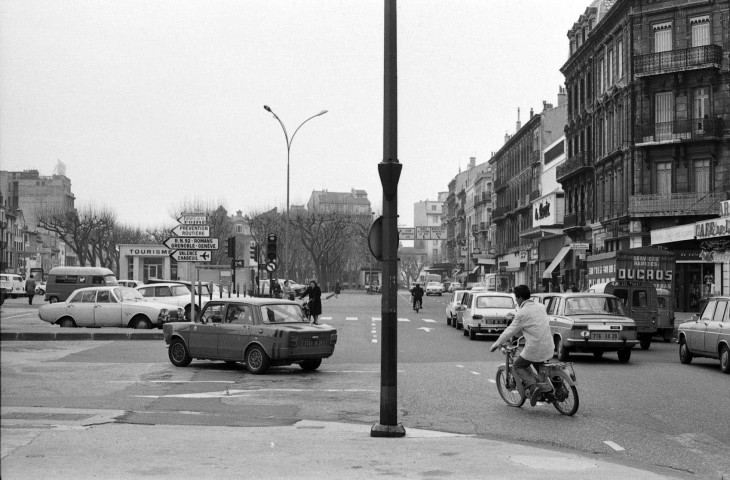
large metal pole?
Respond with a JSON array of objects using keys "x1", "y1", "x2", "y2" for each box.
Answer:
[
  {"x1": 371, "y1": 0, "x2": 405, "y2": 438},
  {"x1": 286, "y1": 145, "x2": 290, "y2": 280}
]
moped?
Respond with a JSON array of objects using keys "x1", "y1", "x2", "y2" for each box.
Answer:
[{"x1": 495, "y1": 337, "x2": 580, "y2": 416}]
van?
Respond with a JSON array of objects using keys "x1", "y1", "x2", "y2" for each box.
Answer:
[
  {"x1": 589, "y1": 280, "x2": 658, "y2": 350},
  {"x1": 45, "y1": 266, "x2": 118, "y2": 303},
  {"x1": 655, "y1": 288, "x2": 675, "y2": 342},
  {"x1": 1, "y1": 273, "x2": 26, "y2": 298}
]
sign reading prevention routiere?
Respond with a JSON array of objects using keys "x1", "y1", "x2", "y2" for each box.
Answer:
[
  {"x1": 163, "y1": 237, "x2": 219, "y2": 250},
  {"x1": 171, "y1": 224, "x2": 210, "y2": 237},
  {"x1": 170, "y1": 250, "x2": 211, "y2": 262}
]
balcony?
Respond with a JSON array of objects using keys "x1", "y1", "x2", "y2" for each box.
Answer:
[
  {"x1": 530, "y1": 189, "x2": 540, "y2": 201},
  {"x1": 596, "y1": 201, "x2": 628, "y2": 222},
  {"x1": 494, "y1": 177, "x2": 507, "y2": 192},
  {"x1": 563, "y1": 211, "x2": 586, "y2": 229},
  {"x1": 634, "y1": 44, "x2": 723, "y2": 78},
  {"x1": 471, "y1": 224, "x2": 479, "y2": 234},
  {"x1": 492, "y1": 206, "x2": 510, "y2": 220},
  {"x1": 629, "y1": 192, "x2": 725, "y2": 217},
  {"x1": 635, "y1": 118, "x2": 723, "y2": 145},
  {"x1": 556, "y1": 152, "x2": 592, "y2": 182}
]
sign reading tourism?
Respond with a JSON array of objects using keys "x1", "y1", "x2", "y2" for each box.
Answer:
[
  {"x1": 177, "y1": 213, "x2": 209, "y2": 225},
  {"x1": 171, "y1": 224, "x2": 210, "y2": 237},
  {"x1": 170, "y1": 250, "x2": 211, "y2": 262},
  {"x1": 163, "y1": 237, "x2": 219, "y2": 250}
]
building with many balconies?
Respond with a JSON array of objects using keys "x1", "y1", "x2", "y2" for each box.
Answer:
[{"x1": 560, "y1": 0, "x2": 729, "y2": 309}]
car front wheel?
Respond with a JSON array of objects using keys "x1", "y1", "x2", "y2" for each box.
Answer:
[
  {"x1": 679, "y1": 339, "x2": 693, "y2": 365},
  {"x1": 719, "y1": 345, "x2": 729, "y2": 374},
  {"x1": 169, "y1": 338, "x2": 192, "y2": 367}
]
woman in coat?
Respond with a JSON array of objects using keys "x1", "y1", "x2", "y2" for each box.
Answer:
[{"x1": 299, "y1": 280, "x2": 322, "y2": 324}]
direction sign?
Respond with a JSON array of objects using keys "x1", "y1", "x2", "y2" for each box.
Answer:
[
  {"x1": 171, "y1": 224, "x2": 210, "y2": 237},
  {"x1": 430, "y1": 226, "x2": 445, "y2": 240},
  {"x1": 163, "y1": 237, "x2": 219, "y2": 250},
  {"x1": 177, "y1": 213, "x2": 209, "y2": 225},
  {"x1": 416, "y1": 227, "x2": 430, "y2": 240},
  {"x1": 398, "y1": 228, "x2": 415, "y2": 240},
  {"x1": 170, "y1": 250, "x2": 211, "y2": 262}
]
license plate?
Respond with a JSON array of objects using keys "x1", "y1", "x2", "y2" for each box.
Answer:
[
  {"x1": 591, "y1": 332, "x2": 618, "y2": 340},
  {"x1": 302, "y1": 339, "x2": 324, "y2": 347}
]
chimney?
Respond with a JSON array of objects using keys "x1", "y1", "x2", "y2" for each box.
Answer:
[
  {"x1": 504, "y1": 132, "x2": 510, "y2": 144},
  {"x1": 530, "y1": 108, "x2": 534, "y2": 119},
  {"x1": 557, "y1": 86, "x2": 567, "y2": 107},
  {"x1": 469, "y1": 157, "x2": 476, "y2": 169},
  {"x1": 515, "y1": 108, "x2": 521, "y2": 131}
]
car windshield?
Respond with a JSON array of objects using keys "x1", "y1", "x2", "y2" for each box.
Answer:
[
  {"x1": 565, "y1": 296, "x2": 627, "y2": 316},
  {"x1": 427, "y1": 282, "x2": 440, "y2": 287},
  {"x1": 260, "y1": 304, "x2": 308, "y2": 323},
  {"x1": 115, "y1": 287, "x2": 144, "y2": 302},
  {"x1": 476, "y1": 296, "x2": 515, "y2": 309},
  {"x1": 171, "y1": 285, "x2": 191, "y2": 296}
]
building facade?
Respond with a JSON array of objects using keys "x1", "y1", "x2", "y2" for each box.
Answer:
[
  {"x1": 559, "y1": 0, "x2": 730, "y2": 309},
  {"x1": 414, "y1": 193, "x2": 447, "y2": 263},
  {"x1": 307, "y1": 189, "x2": 371, "y2": 216}
]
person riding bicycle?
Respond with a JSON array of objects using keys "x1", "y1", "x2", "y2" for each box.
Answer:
[
  {"x1": 410, "y1": 283, "x2": 424, "y2": 311},
  {"x1": 490, "y1": 285, "x2": 554, "y2": 406}
]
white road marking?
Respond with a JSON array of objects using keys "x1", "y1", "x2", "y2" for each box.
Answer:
[
  {"x1": 487, "y1": 379, "x2": 496, "y2": 384},
  {"x1": 111, "y1": 380, "x2": 235, "y2": 384},
  {"x1": 134, "y1": 388, "x2": 377, "y2": 399},
  {"x1": 319, "y1": 316, "x2": 333, "y2": 320},
  {"x1": 0, "y1": 312, "x2": 37, "y2": 319},
  {"x1": 422, "y1": 319, "x2": 437, "y2": 323},
  {"x1": 397, "y1": 318, "x2": 410, "y2": 322},
  {"x1": 345, "y1": 317, "x2": 358, "y2": 321},
  {"x1": 372, "y1": 317, "x2": 381, "y2": 321},
  {"x1": 417, "y1": 327, "x2": 433, "y2": 333},
  {"x1": 470, "y1": 371, "x2": 481, "y2": 375},
  {"x1": 371, "y1": 339, "x2": 378, "y2": 343},
  {"x1": 604, "y1": 441, "x2": 626, "y2": 451},
  {"x1": 456, "y1": 365, "x2": 464, "y2": 368}
]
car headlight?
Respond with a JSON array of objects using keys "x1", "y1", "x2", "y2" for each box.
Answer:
[{"x1": 160, "y1": 308, "x2": 169, "y2": 315}]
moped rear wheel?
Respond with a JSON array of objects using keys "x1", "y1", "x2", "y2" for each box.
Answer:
[
  {"x1": 551, "y1": 371, "x2": 579, "y2": 416},
  {"x1": 496, "y1": 366, "x2": 525, "y2": 407}
]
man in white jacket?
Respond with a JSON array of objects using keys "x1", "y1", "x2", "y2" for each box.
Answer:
[{"x1": 490, "y1": 284, "x2": 554, "y2": 406}]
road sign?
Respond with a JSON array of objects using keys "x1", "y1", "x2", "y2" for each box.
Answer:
[
  {"x1": 430, "y1": 226, "x2": 445, "y2": 239},
  {"x1": 163, "y1": 237, "x2": 219, "y2": 250},
  {"x1": 171, "y1": 224, "x2": 210, "y2": 237},
  {"x1": 177, "y1": 213, "x2": 209, "y2": 225},
  {"x1": 266, "y1": 261, "x2": 278, "y2": 272},
  {"x1": 233, "y1": 260, "x2": 245, "y2": 268},
  {"x1": 398, "y1": 228, "x2": 414, "y2": 240},
  {"x1": 170, "y1": 250, "x2": 211, "y2": 262},
  {"x1": 416, "y1": 227, "x2": 430, "y2": 240}
]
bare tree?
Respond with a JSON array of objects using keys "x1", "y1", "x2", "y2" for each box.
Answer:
[{"x1": 399, "y1": 249, "x2": 428, "y2": 289}]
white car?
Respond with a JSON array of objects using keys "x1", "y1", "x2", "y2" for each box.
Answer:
[
  {"x1": 425, "y1": 282, "x2": 444, "y2": 296},
  {"x1": 118, "y1": 279, "x2": 144, "y2": 289},
  {"x1": 136, "y1": 282, "x2": 218, "y2": 320},
  {"x1": 1, "y1": 273, "x2": 26, "y2": 298},
  {"x1": 445, "y1": 290, "x2": 467, "y2": 326},
  {"x1": 460, "y1": 291, "x2": 517, "y2": 340}
]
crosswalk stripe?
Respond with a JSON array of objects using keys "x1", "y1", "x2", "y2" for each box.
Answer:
[
  {"x1": 320, "y1": 316, "x2": 333, "y2": 320},
  {"x1": 423, "y1": 319, "x2": 436, "y2": 323},
  {"x1": 372, "y1": 317, "x2": 381, "y2": 321},
  {"x1": 397, "y1": 318, "x2": 410, "y2": 322}
]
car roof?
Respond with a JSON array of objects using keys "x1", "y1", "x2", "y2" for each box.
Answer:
[
  {"x1": 546, "y1": 292, "x2": 617, "y2": 298},
  {"x1": 473, "y1": 291, "x2": 513, "y2": 297},
  {"x1": 201, "y1": 297, "x2": 300, "y2": 306}
]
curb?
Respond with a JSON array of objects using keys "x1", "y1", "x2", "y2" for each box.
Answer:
[{"x1": 1, "y1": 331, "x2": 164, "y2": 341}]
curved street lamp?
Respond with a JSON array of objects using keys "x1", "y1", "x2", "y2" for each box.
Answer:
[{"x1": 263, "y1": 105, "x2": 328, "y2": 280}]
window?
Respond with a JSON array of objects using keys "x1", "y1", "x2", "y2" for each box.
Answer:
[
  {"x1": 201, "y1": 304, "x2": 224, "y2": 324},
  {"x1": 632, "y1": 290, "x2": 648, "y2": 308},
  {"x1": 653, "y1": 22, "x2": 672, "y2": 52},
  {"x1": 693, "y1": 87, "x2": 709, "y2": 124},
  {"x1": 607, "y1": 49, "x2": 613, "y2": 85},
  {"x1": 138, "y1": 287, "x2": 154, "y2": 298},
  {"x1": 235, "y1": 224, "x2": 244, "y2": 234},
  {"x1": 97, "y1": 290, "x2": 111, "y2": 303},
  {"x1": 155, "y1": 286, "x2": 172, "y2": 297},
  {"x1": 617, "y1": 40, "x2": 623, "y2": 77},
  {"x1": 694, "y1": 159, "x2": 710, "y2": 192},
  {"x1": 712, "y1": 301, "x2": 727, "y2": 323},
  {"x1": 656, "y1": 162, "x2": 672, "y2": 195},
  {"x1": 655, "y1": 92, "x2": 674, "y2": 140},
  {"x1": 79, "y1": 290, "x2": 97, "y2": 303},
  {"x1": 227, "y1": 304, "x2": 254, "y2": 325},
  {"x1": 690, "y1": 16, "x2": 710, "y2": 47}
]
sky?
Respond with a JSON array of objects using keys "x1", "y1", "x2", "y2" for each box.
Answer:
[{"x1": 1, "y1": 0, "x2": 588, "y2": 230}]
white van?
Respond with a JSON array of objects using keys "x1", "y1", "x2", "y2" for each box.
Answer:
[{"x1": 1, "y1": 273, "x2": 26, "y2": 298}]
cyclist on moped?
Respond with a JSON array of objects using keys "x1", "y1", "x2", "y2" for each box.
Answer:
[
  {"x1": 490, "y1": 285, "x2": 554, "y2": 406},
  {"x1": 410, "y1": 283, "x2": 424, "y2": 311}
]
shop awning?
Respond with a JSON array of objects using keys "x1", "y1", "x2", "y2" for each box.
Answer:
[{"x1": 542, "y1": 246, "x2": 571, "y2": 279}]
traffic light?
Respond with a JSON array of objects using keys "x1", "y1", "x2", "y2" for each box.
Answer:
[
  {"x1": 249, "y1": 241, "x2": 258, "y2": 261},
  {"x1": 266, "y1": 233, "x2": 278, "y2": 262},
  {"x1": 227, "y1": 236, "x2": 236, "y2": 258}
]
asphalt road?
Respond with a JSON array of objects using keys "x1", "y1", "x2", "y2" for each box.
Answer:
[{"x1": 1, "y1": 292, "x2": 728, "y2": 478}]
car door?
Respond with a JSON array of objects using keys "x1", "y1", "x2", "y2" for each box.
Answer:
[
  {"x1": 704, "y1": 299, "x2": 728, "y2": 356},
  {"x1": 188, "y1": 303, "x2": 224, "y2": 358},
  {"x1": 72, "y1": 290, "x2": 98, "y2": 326},
  {"x1": 93, "y1": 289, "x2": 123, "y2": 326},
  {"x1": 689, "y1": 299, "x2": 715, "y2": 353},
  {"x1": 217, "y1": 304, "x2": 254, "y2": 360}
]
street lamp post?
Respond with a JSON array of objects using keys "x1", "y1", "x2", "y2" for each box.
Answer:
[{"x1": 263, "y1": 106, "x2": 327, "y2": 280}]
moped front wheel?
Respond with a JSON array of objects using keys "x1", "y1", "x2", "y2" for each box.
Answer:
[
  {"x1": 496, "y1": 366, "x2": 525, "y2": 407},
  {"x1": 551, "y1": 371, "x2": 579, "y2": 416}
]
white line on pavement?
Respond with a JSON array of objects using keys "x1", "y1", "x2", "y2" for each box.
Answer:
[
  {"x1": 0, "y1": 311, "x2": 37, "y2": 319},
  {"x1": 345, "y1": 317, "x2": 358, "y2": 321},
  {"x1": 320, "y1": 316, "x2": 333, "y2": 320},
  {"x1": 397, "y1": 318, "x2": 410, "y2": 322},
  {"x1": 470, "y1": 371, "x2": 481, "y2": 375},
  {"x1": 372, "y1": 317, "x2": 381, "y2": 321},
  {"x1": 422, "y1": 319, "x2": 437, "y2": 323},
  {"x1": 603, "y1": 441, "x2": 626, "y2": 451},
  {"x1": 487, "y1": 379, "x2": 496, "y2": 384}
]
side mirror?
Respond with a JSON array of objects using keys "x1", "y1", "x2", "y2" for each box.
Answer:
[{"x1": 691, "y1": 314, "x2": 699, "y2": 322}]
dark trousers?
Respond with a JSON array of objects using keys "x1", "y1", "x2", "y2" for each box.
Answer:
[
  {"x1": 27, "y1": 294, "x2": 34, "y2": 305},
  {"x1": 513, "y1": 355, "x2": 542, "y2": 391}
]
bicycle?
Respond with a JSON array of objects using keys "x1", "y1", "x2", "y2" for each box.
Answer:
[{"x1": 412, "y1": 297, "x2": 422, "y2": 313}]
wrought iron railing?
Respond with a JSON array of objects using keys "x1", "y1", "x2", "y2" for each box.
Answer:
[
  {"x1": 629, "y1": 192, "x2": 724, "y2": 216},
  {"x1": 596, "y1": 200, "x2": 628, "y2": 222},
  {"x1": 530, "y1": 189, "x2": 540, "y2": 201},
  {"x1": 634, "y1": 44, "x2": 722, "y2": 77},
  {"x1": 556, "y1": 151, "x2": 592, "y2": 182},
  {"x1": 563, "y1": 211, "x2": 585, "y2": 229},
  {"x1": 494, "y1": 177, "x2": 507, "y2": 191},
  {"x1": 635, "y1": 117, "x2": 723, "y2": 144}
]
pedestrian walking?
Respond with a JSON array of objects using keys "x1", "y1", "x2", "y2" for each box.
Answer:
[
  {"x1": 334, "y1": 281, "x2": 341, "y2": 299},
  {"x1": 299, "y1": 280, "x2": 322, "y2": 325},
  {"x1": 25, "y1": 277, "x2": 36, "y2": 305},
  {"x1": 282, "y1": 280, "x2": 294, "y2": 301}
]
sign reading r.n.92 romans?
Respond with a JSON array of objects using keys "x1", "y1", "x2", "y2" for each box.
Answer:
[{"x1": 163, "y1": 237, "x2": 219, "y2": 250}]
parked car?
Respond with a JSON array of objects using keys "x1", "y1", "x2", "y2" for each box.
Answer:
[
  {"x1": 258, "y1": 279, "x2": 305, "y2": 297},
  {"x1": 35, "y1": 281, "x2": 47, "y2": 296},
  {"x1": 677, "y1": 296, "x2": 730, "y2": 374},
  {"x1": 445, "y1": 289, "x2": 467, "y2": 326},
  {"x1": 545, "y1": 293, "x2": 638, "y2": 363},
  {"x1": 425, "y1": 282, "x2": 444, "y2": 296},
  {"x1": 163, "y1": 297, "x2": 338, "y2": 374},
  {"x1": 448, "y1": 282, "x2": 461, "y2": 293},
  {"x1": 531, "y1": 292, "x2": 559, "y2": 306},
  {"x1": 38, "y1": 286, "x2": 185, "y2": 329},
  {"x1": 136, "y1": 282, "x2": 209, "y2": 320},
  {"x1": 118, "y1": 279, "x2": 144, "y2": 289},
  {"x1": 460, "y1": 292, "x2": 517, "y2": 340},
  {"x1": 1, "y1": 273, "x2": 26, "y2": 298},
  {"x1": 44, "y1": 266, "x2": 118, "y2": 303}
]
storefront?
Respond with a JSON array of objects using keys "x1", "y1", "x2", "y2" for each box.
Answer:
[{"x1": 118, "y1": 245, "x2": 176, "y2": 283}]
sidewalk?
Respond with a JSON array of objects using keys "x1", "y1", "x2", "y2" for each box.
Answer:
[{"x1": 1, "y1": 408, "x2": 679, "y2": 479}]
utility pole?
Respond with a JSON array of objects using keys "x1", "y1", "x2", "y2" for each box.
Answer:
[{"x1": 371, "y1": 0, "x2": 405, "y2": 438}]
